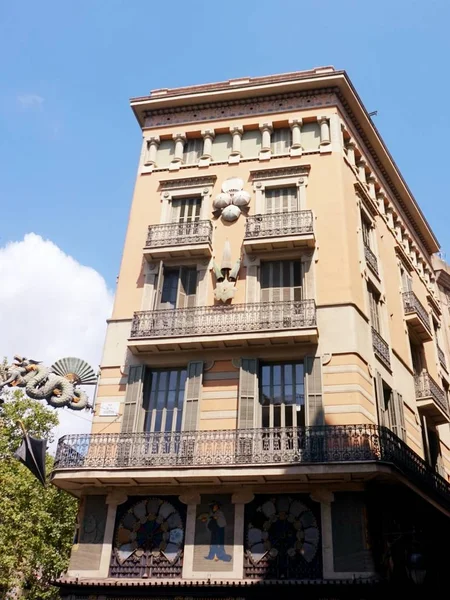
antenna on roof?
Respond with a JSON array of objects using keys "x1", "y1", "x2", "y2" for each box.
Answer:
[{"x1": 369, "y1": 111, "x2": 378, "y2": 117}]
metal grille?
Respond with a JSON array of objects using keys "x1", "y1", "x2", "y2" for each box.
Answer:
[
  {"x1": 146, "y1": 220, "x2": 212, "y2": 248},
  {"x1": 364, "y1": 244, "x2": 379, "y2": 276},
  {"x1": 371, "y1": 326, "x2": 391, "y2": 369},
  {"x1": 402, "y1": 291, "x2": 432, "y2": 334},
  {"x1": 131, "y1": 299, "x2": 317, "y2": 339},
  {"x1": 245, "y1": 210, "x2": 313, "y2": 239},
  {"x1": 53, "y1": 425, "x2": 450, "y2": 509},
  {"x1": 415, "y1": 371, "x2": 450, "y2": 417},
  {"x1": 438, "y1": 345, "x2": 447, "y2": 370}
]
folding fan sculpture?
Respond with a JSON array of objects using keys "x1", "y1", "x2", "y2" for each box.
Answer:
[{"x1": 0, "y1": 355, "x2": 97, "y2": 410}]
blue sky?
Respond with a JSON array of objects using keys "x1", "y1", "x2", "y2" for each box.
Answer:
[{"x1": 1, "y1": 0, "x2": 450, "y2": 289}]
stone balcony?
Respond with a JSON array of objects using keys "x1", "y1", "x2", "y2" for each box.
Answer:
[
  {"x1": 143, "y1": 220, "x2": 213, "y2": 260},
  {"x1": 402, "y1": 291, "x2": 432, "y2": 341},
  {"x1": 243, "y1": 210, "x2": 315, "y2": 253},
  {"x1": 128, "y1": 299, "x2": 318, "y2": 353},
  {"x1": 415, "y1": 371, "x2": 450, "y2": 425},
  {"x1": 51, "y1": 425, "x2": 450, "y2": 511}
]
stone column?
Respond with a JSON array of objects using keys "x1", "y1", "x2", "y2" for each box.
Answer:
[
  {"x1": 98, "y1": 492, "x2": 128, "y2": 577},
  {"x1": 145, "y1": 135, "x2": 160, "y2": 166},
  {"x1": 357, "y1": 159, "x2": 367, "y2": 184},
  {"x1": 345, "y1": 140, "x2": 356, "y2": 166},
  {"x1": 199, "y1": 129, "x2": 215, "y2": 166},
  {"x1": 367, "y1": 175, "x2": 376, "y2": 199},
  {"x1": 170, "y1": 133, "x2": 186, "y2": 170},
  {"x1": 318, "y1": 116, "x2": 331, "y2": 146},
  {"x1": 229, "y1": 126, "x2": 243, "y2": 163},
  {"x1": 289, "y1": 118, "x2": 303, "y2": 156},
  {"x1": 310, "y1": 490, "x2": 334, "y2": 579},
  {"x1": 232, "y1": 490, "x2": 254, "y2": 579},
  {"x1": 259, "y1": 122, "x2": 272, "y2": 160},
  {"x1": 180, "y1": 492, "x2": 201, "y2": 579}
]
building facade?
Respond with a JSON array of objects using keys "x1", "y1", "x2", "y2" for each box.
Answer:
[{"x1": 53, "y1": 67, "x2": 450, "y2": 597}]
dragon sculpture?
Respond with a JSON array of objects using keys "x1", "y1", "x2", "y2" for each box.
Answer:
[{"x1": 0, "y1": 355, "x2": 97, "y2": 411}]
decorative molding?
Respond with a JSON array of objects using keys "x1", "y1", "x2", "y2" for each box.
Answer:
[
  {"x1": 310, "y1": 490, "x2": 334, "y2": 504},
  {"x1": 250, "y1": 165, "x2": 310, "y2": 180},
  {"x1": 232, "y1": 491, "x2": 254, "y2": 504},
  {"x1": 143, "y1": 90, "x2": 337, "y2": 128},
  {"x1": 321, "y1": 353, "x2": 332, "y2": 366},
  {"x1": 231, "y1": 357, "x2": 242, "y2": 369},
  {"x1": 204, "y1": 360, "x2": 215, "y2": 371},
  {"x1": 106, "y1": 492, "x2": 128, "y2": 506},
  {"x1": 159, "y1": 175, "x2": 217, "y2": 190},
  {"x1": 179, "y1": 493, "x2": 201, "y2": 505},
  {"x1": 354, "y1": 182, "x2": 378, "y2": 217}
]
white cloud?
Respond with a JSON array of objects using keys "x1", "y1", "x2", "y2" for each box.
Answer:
[
  {"x1": 17, "y1": 93, "x2": 44, "y2": 110},
  {"x1": 0, "y1": 234, "x2": 114, "y2": 451}
]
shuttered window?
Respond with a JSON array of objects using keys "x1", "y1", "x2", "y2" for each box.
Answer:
[
  {"x1": 121, "y1": 365, "x2": 145, "y2": 434},
  {"x1": 144, "y1": 368, "x2": 187, "y2": 433},
  {"x1": 264, "y1": 187, "x2": 298, "y2": 214},
  {"x1": 367, "y1": 285, "x2": 381, "y2": 333},
  {"x1": 400, "y1": 265, "x2": 412, "y2": 292},
  {"x1": 361, "y1": 214, "x2": 372, "y2": 249},
  {"x1": 260, "y1": 362, "x2": 305, "y2": 428},
  {"x1": 171, "y1": 197, "x2": 201, "y2": 223},
  {"x1": 183, "y1": 139, "x2": 203, "y2": 164},
  {"x1": 183, "y1": 361, "x2": 203, "y2": 431},
  {"x1": 305, "y1": 356, "x2": 324, "y2": 426},
  {"x1": 159, "y1": 267, "x2": 198, "y2": 309},
  {"x1": 260, "y1": 260, "x2": 302, "y2": 302},
  {"x1": 271, "y1": 128, "x2": 291, "y2": 155},
  {"x1": 238, "y1": 358, "x2": 258, "y2": 429}
]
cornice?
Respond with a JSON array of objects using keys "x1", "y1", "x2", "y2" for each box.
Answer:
[
  {"x1": 354, "y1": 182, "x2": 378, "y2": 217},
  {"x1": 159, "y1": 175, "x2": 217, "y2": 190},
  {"x1": 250, "y1": 165, "x2": 311, "y2": 180}
]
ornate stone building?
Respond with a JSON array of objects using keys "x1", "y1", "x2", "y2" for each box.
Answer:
[{"x1": 53, "y1": 67, "x2": 450, "y2": 597}]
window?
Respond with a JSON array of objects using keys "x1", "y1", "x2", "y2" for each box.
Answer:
[
  {"x1": 361, "y1": 214, "x2": 372, "y2": 249},
  {"x1": 260, "y1": 362, "x2": 305, "y2": 428},
  {"x1": 264, "y1": 187, "x2": 298, "y2": 213},
  {"x1": 410, "y1": 341, "x2": 424, "y2": 375},
  {"x1": 367, "y1": 285, "x2": 381, "y2": 333},
  {"x1": 158, "y1": 266, "x2": 197, "y2": 309},
  {"x1": 171, "y1": 197, "x2": 201, "y2": 223},
  {"x1": 271, "y1": 128, "x2": 291, "y2": 155},
  {"x1": 400, "y1": 264, "x2": 412, "y2": 292},
  {"x1": 144, "y1": 368, "x2": 187, "y2": 433},
  {"x1": 261, "y1": 260, "x2": 302, "y2": 302},
  {"x1": 375, "y1": 375, "x2": 406, "y2": 440},
  {"x1": 183, "y1": 138, "x2": 203, "y2": 164}
]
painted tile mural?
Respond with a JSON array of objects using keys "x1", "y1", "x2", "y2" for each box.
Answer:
[{"x1": 193, "y1": 494, "x2": 234, "y2": 572}]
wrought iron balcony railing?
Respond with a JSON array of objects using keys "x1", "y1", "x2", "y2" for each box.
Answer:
[
  {"x1": 244, "y1": 210, "x2": 314, "y2": 239},
  {"x1": 402, "y1": 291, "x2": 431, "y2": 334},
  {"x1": 415, "y1": 371, "x2": 450, "y2": 416},
  {"x1": 130, "y1": 299, "x2": 316, "y2": 339},
  {"x1": 372, "y1": 326, "x2": 391, "y2": 369},
  {"x1": 438, "y1": 345, "x2": 447, "y2": 370},
  {"x1": 364, "y1": 243, "x2": 379, "y2": 276},
  {"x1": 146, "y1": 220, "x2": 213, "y2": 248},
  {"x1": 53, "y1": 424, "x2": 450, "y2": 509}
]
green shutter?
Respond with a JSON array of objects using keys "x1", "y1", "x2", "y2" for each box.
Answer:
[
  {"x1": 238, "y1": 358, "x2": 258, "y2": 429},
  {"x1": 182, "y1": 361, "x2": 203, "y2": 431},
  {"x1": 121, "y1": 365, "x2": 144, "y2": 433},
  {"x1": 374, "y1": 371, "x2": 386, "y2": 427},
  {"x1": 305, "y1": 356, "x2": 324, "y2": 426}
]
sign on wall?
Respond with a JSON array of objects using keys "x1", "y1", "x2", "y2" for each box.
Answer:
[{"x1": 99, "y1": 401, "x2": 120, "y2": 416}]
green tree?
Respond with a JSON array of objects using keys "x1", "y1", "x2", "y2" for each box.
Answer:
[{"x1": 0, "y1": 389, "x2": 77, "y2": 599}]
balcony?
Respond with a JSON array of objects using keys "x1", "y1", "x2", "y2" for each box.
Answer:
[
  {"x1": 243, "y1": 210, "x2": 315, "y2": 253},
  {"x1": 372, "y1": 327, "x2": 391, "y2": 369},
  {"x1": 402, "y1": 291, "x2": 432, "y2": 341},
  {"x1": 143, "y1": 220, "x2": 213, "y2": 260},
  {"x1": 128, "y1": 299, "x2": 318, "y2": 353},
  {"x1": 415, "y1": 371, "x2": 450, "y2": 425},
  {"x1": 364, "y1": 243, "x2": 379, "y2": 277},
  {"x1": 52, "y1": 425, "x2": 450, "y2": 510}
]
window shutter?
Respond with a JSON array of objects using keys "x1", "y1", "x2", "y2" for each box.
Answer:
[
  {"x1": 238, "y1": 358, "x2": 258, "y2": 429},
  {"x1": 394, "y1": 392, "x2": 406, "y2": 441},
  {"x1": 305, "y1": 356, "x2": 324, "y2": 425},
  {"x1": 374, "y1": 371, "x2": 386, "y2": 427},
  {"x1": 246, "y1": 265, "x2": 259, "y2": 303},
  {"x1": 182, "y1": 361, "x2": 203, "y2": 431},
  {"x1": 302, "y1": 254, "x2": 314, "y2": 300},
  {"x1": 121, "y1": 365, "x2": 145, "y2": 433},
  {"x1": 196, "y1": 267, "x2": 208, "y2": 306}
]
